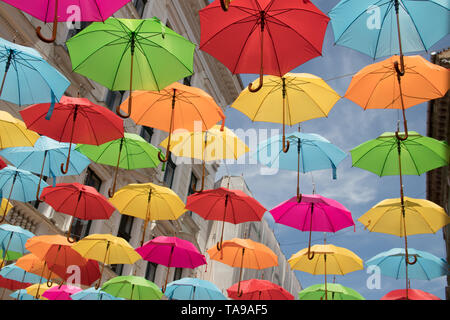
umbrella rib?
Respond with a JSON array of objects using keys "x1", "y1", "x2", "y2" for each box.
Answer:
[
  {"x1": 399, "y1": 141, "x2": 421, "y2": 175},
  {"x1": 251, "y1": 80, "x2": 282, "y2": 120},
  {"x1": 110, "y1": 39, "x2": 132, "y2": 90},
  {"x1": 133, "y1": 39, "x2": 159, "y2": 91},
  {"x1": 230, "y1": 19, "x2": 261, "y2": 74},
  {"x1": 400, "y1": 2, "x2": 428, "y2": 52},
  {"x1": 373, "y1": 1, "x2": 396, "y2": 58}
]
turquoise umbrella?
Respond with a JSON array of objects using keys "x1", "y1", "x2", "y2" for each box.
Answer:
[
  {"x1": 71, "y1": 287, "x2": 124, "y2": 300},
  {"x1": 0, "y1": 224, "x2": 34, "y2": 269},
  {"x1": 0, "y1": 263, "x2": 47, "y2": 284},
  {"x1": 0, "y1": 136, "x2": 91, "y2": 199},
  {"x1": 10, "y1": 289, "x2": 38, "y2": 300},
  {"x1": 165, "y1": 278, "x2": 227, "y2": 300}
]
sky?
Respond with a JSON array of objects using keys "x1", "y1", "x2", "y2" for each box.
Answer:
[{"x1": 212, "y1": 0, "x2": 450, "y2": 300}]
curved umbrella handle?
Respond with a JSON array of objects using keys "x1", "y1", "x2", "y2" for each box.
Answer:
[
  {"x1": 47, "y1": 278, "x2": 53, "y2": 287},
  {"x1": 35, "y1": 0, "x2": 59, "y2": 43},
  {"x1": 283, "y1": 136, "x2": 290, "y2": 153},
  {"x1": 60, "y1": 158, "x2": 70, "y2": 175},
  {"x1": 307, "y1": 249, "x2": 315, "y2": 260},
  {"x1": 406, "y1": 254, "x2": 417, "y2": 265},
  {"x1": 394, "y1": 60, "x2": 405, "y2": 77},
  {"x1": 116, "y1": 101, "x2": 131, "y2": 119},
  {"x1": 248, "y1": 75, "x2": 264, "y2": 93},
  {"x1": 66, "y1": 217, "x2": 76, "y2": 243},
  {"x1": 216, "y1": 241, "x2": 223, "y2": 251},
  {"x1": 220, "y1": 0, "x2": 230, "y2": 11},
  {"x1": 395, "y1": 130, "x2": 408, "y2": 141},
  {"x1": 158, "y1": 149, "x2": 170, "y2": 163},
  {"x1": 237, "y1": 289, "x2": 244, "y2": 298}
]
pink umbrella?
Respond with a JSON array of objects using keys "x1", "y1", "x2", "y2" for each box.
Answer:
[
  {"x1": 1, "y1": 0, "x2": 131, "y2": 43},
  {"x1": 41, "y1": 285, "x2": 82, "y2": 300},
  {"x1": 227, "y1": 279, "x2": 294, "y2": 300},
  {"x1": 136, "y1": 236, "x2": 207, "y2": 293},
  {"x1": 270, "y1": 194, "x2": 354, "y2": 259}
]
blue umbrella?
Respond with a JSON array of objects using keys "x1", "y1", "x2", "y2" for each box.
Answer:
[
  {"x1": 71, "y1": 287, "x2": 124, "y2": 300},
  {"x1": 0, "y1": 224, "x2": 34, "y2": 268},
  {"x1": 165, "y1": 277, "x2": 227, "y2": 300},
  {"x1": 0, "y1": 166, "x2": 49, "y2": 222},
  {"x1": 0, "y1": 37, "x2": 70, "y2": 105},
  {"x1": 0, "y1": 136, "x2": 91, "y2": 198},
  {"x1": 254, "y1": 131, "x2": 347, "y2": 200},
  {"x1": 366, "y1": 248, "x2": 449, "y2": 281},
  {"x1": 0, "y1": 263, "x2": 46, "y2": 284},
  {"x1": 10, "y1": 289, "x2": 38, "y2": 300}
]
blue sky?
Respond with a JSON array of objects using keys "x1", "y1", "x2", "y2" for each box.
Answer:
[{"x1": 214, "y1": 0, "x2": 450, "y2": 300}]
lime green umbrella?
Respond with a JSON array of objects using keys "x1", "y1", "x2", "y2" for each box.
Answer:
[
  {"x1": 66, "y1": 17, "x2": 195, "y2": 119},
  {"x1": 101, "y1": 275, "x2": 163, "y2": 300},
  {"x1": 298, "y1": 283, "x2": 365, "y2": 300},
  {"x1": 76, "y1": 133, "x2": 162, "y2": 197}
]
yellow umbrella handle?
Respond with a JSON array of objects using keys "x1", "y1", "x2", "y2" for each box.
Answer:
[
  {"x1": 220, "y1": 0, "x2": 231, "y2": 11},
  {"x1": 35, "y1": 0, "x2": 59, "y2": 43},
  {"x1": 248, "y1": 11, "x2": 265, "y2": 93}
]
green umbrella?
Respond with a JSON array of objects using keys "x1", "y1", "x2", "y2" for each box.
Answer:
[
  {"x1": 76, "y1": 133, "x2": 162, "y2": 197},
  {"x1": 298, "y1": 283, "x2": 365, "y2": 300},
  {"x1": 66, "y1": 17, "x2": 195, "y2": 119},
  {"x1": 101, "y1": 275, "x2": 163, "y2": 300}
]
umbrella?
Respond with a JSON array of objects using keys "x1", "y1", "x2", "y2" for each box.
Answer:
[
  {"x1": 164, "y1": 278, "x2": 226, "y2": 300},
  {"x1": 0, "y1": 199, "x2": 13, "y2": 223},
  {"x1": 39, "y1": 183, "x2": 116, "y2": 242},
  {"x1": 0, "y1": 275, "x2": 32, "y2": 299},
  {"x1": 227, "y1": 279, "x2": 294, "y2": 300},
  {"x1": 109, "y1": 183, "x2": 186, "y2": 246},
  {"x1": 232, "y1": 74, "x2": 340, "y2": 152},
  {"x1": 66, "y1": 17, "x2": 195, "y2": 119},
  {"x1": 0, "y1": 166, "x2": 49, "y2": 222},
  {"x1": 207, "y1": 238, "x2": 278, "y2": 296},
  {"x1": 288, "y1": 243, "x2": 363, "y2": 300},
  {"x1": 101, "y1": 275, "x2": 163, "y2": 300},
  {"x1": 41, "y1": 284, "x2": 82, "y2": 300},
  {"x1": 20, "y1": 95, "x2": 124, "y2": 174},
  {"x1": 71, "y1": 234, "x2": 141, "y2": 289},
  {"x1": 0, "y1": 224, "x2": 34, "y2": 269},
  {"x1": 1, "y1": 0, "x2": 131, "y2": 43},
  {"x1": 15, "y1": 253, "x2": 61, "y2": 289},
  {"x1": 76, "y1": 133, "x2": 161, "y2": 197},
  {"x1": 10, "y1": 289, "x2": 38, "y2": 300},
  {"x1": 25, "y1": 282, "x2": 57, "y2": 300},
  {"x1": 366, "y1": 248, "x2": 449, "y2": 281},
  {"x1": 71, "y1": 287, "x2": 124, "y2": 300},
  {"x1": 255, "y1": 131, "x2": 347, "y2": 198},
  {"x1": 0, "y1": 37, "x2": 70, "y2": 103},
  {"x1": 344, "y1": 55, "x2": 449, "y2": 139},
  {"x1": 186, "y1": 187, "x2": 266, "y2": 250},
  {"x1": 119, "y1": 82, "x2": 225, "y2": 163},
  {"x1": 199, "y1": 1, "x2": 330, "y2": 92},
  {"x1": 270, "y1": 194, "x2": 354, "y2": 259},
  {"x1": 136, "y1": 236, "x2": 207, "y2": 292},
  {"x1": 0, "y1": 111, "x2": 39, "y2": 149},
  {"x1": 160, "y1": 124, "x2": 249, "y2": 192},
  {"x1": 381, "y1": 289, "x2": 441, "y2": 300},
  {"x1": 0, "y1": 263, "x2": 46, "y2": 285},
  {"x1": 298, "y1": 283, "x2": 365, "y2": 300},
  {"x1": 0, "y1": 136, "x2": 91, "y2": 199},
  {"x1": 0, "y1": 157, "x2": 6, "y2": 170}
]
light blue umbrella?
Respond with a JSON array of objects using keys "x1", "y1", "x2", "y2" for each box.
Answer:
[
  {"x1": 254, "y1": 131, "x2": 347, "y2": 199},
  {"x1": 0, "y1": 136, "x2": 91, "y2": 197},
  {"x1": 0, "y1": 263, "x2": 46, "y2": 284},
  {"x1": 71, "y1": 287, "x2": 124, "y2": 300},
  {"x1": 329, "y1": 0, "x2": 449, "y2": 61},
  {"x1": 0, "y1": 37, "x2": 70, "y2": 105},
  {"x1": 0, "y1": 166, "x2": 49, "y2": 222},
  {"x1": 165, "y1": 277, "x2": 227, "y2": 300},
  {"x1": 366, "y1": 248, "x2": 450, "y2": 280},
  {"x1": 10, "y1": 289, "x2": 38, "y2": 300},
  {"x1": 0, "y1": 224, "x2": 34, "y2": 268}
]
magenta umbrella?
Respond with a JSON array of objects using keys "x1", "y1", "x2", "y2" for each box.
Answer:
[
  {"x1": 41, "y1": 285, "x2": 82, "y2": 300},
  {"x1": 1, "y1": 0, "x2": 130, "y2": 43},
  {"x1": 136, "y1": 236, "x2": 207, "y2": 293},
  {"x1": 270, "y1": 194, "x2": 354, "y2": 259}
]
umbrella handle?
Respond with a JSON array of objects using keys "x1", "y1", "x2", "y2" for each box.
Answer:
[
  {"x1": 216, "y1": 241, "x2": 223, "y2": 251},
  {"x1": 158, "y1": 149, "x2": 170, "y2": 163},
  {"x1": 406, "y1": 255, "x2": 417, "y2": 265},
  {"x1": 248, "y1": 74, "x2": 263, "y2": 93},
  {"x1": 248, "y1": 12, "x2": 265, "y2": 93},
  {"x1": 237, "y1": 289, "x2": 244, "y2": 298},
  {"x1": 220, "y1": 0, "x2": 230, "y2": 11},
  {"x1": 282, "y1": 136, "x2": 290, "y2": 153},
  {"x1": 66, "y1": 217, "x2": 76, "y2": 243},
  {"x1": 35, "y1": 0, "x2": 59, "y2": 43},
  {"x1": 307, "y1": 248, "x2": 315, "y2": 260},
  {"x1": 116, "y1": 103, "x2": 131, "y2": 119}
]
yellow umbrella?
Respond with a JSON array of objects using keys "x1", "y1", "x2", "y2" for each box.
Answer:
[
  {"x1": 0, "y1": 198, "x2": 13, "y2": 220},
  {"x1": 71, "y1": 234, "x2": 141, "y2": 289},
  {"x1": 109, "y1": 183, "x2": 186, "y2": 246},
  {"x1": 231, "y1": 73, "x2": 340, "y2": 153},
  {"x1": 0, "y1": 111, "x2": 39, "y2": 149},
  {"x1": 25, "y1": 283, "x2": 56, "y2": 300},
  {"x1": 288, "y1": 243, "x2": 363, "y2": 300},
  {"x1": 160, "y1": 125, "x2": 249, "y2": 192}
]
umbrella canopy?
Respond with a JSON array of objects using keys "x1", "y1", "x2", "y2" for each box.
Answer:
[
  {"x1": 136, "y1": 236, "x2": 207, "y2": 292},
  {"x1": 101, "y1": 275, "x2": 163, "y2": 300},
  {"x1": 42, "y1": 284, "x2": 82, "y2": 300},
  {"x1": 0, "y1": 263, "x2": 45, "y2": 284},
  {"x1": 71, "y1": 287, "x2": 124, "y2": 300},
  {"x1": 25, "y1": 282, "x2": 56, "y2": 299},
  {"x1": 381, "y1": 289, "x2": 441, "y2": 300},
  {"x1": 40, "y1": 183, "x2": 116, "y2": 242},
  {"x1": 366, "y1": 247, "x2": 449, "y2": 281},
  {"x1": 109, "y1": 183, "x2": 186, "y2": 246},
  {"x1": 160, "y1": 124, "x2": 249, "y2": 192},
  {"x1": 186, "y1": 187, "x2": 266, "y2": 249},
  {"x1": 0, "y1": 224, "x2": 34, "y2": 269},
  {"x1": 75, "y1": 133, "x2": 161, "y2": 196},
  {"x1": 298, "y1": 283, "x2": 365, "y2": 300},
  {"x1": 0, "y1": 111, "x2": 40, "y2": 149},
  {"x1": 227, "y1": 279, "x2": 294, "y2": 300},
  {"x1": 232, "y1": 74, "x2": 340, "y2": 151},
  {"x1": 0, "y1": 157, "x2": 6, "y2": 170},
  {"x1": 15, "y1": 253, "x2": 60, "y2": 282},
  {"x1": 199, "y1": 1, "x2": 329, "y2": 92},
  {"x1": 0, "y1": 275, "x2": 31, "y2": 292},
  {"x1": 10, "y1": 289, "x2": 38, "y2": 300},
  {"x1": 0, "y1": 37, "x2": 70, "y2": 103},
  {"x1": 165, "y1": 278, "x2": 226, "y2": 300}
]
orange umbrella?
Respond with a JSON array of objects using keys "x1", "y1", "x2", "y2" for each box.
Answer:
[
  {"x1": 207, "y1": 238, "x2": 278, "y2": 296},
  {"x1": 15, "y1": 253, "x2": 61, "y2": 282},
  {"x1": 119, "y1": 82, "x2": 226, "y2": 163},
  {"x1": 345, "y1": 55, "x2": 449, "y2": 140}
]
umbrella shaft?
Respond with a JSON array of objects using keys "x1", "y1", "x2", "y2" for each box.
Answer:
[{"x1": 0, "y1": 49, "x2": 13, "y2": 96}]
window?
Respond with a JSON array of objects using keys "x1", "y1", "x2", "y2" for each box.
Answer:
[
  {"x1": 67, "y1": 21, "x2": 91, "y2": 41},
  {"x1": 163, "y1": 156, "x2": 176, "y2": 188},
  {"x1": 140, "y1": 126, "x2": 154, "y2": 144},
  {"x1": 187, "y1": 173, "x2": 198, "y2": 216},
  {"x1": 145, "y1": 262, "x2": 158, "y2": 282},
  {"x1": 133, "y1": 0, "x2": 148, "y2": 17},
  {"x1": 111, "y1": 214, "x2": 135, "y2": 275},
  {"x1": 173, "y1": 268, "x2": 183, "y2": 281},
  {"x1": 105, "y1": 90, "x2": 125, "y2": 111},
  {"x1": 183, "y1": 76, "x2": 192, "y2": 86}
]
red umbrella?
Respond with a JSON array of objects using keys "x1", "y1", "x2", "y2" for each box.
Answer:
[
  {"x1": 227, "y1": 279, "x2": 294, "y2": 300},
  {"x1": 0, "y1": 275, "x2": 31, "y2": 299},
  {"x1": 20, "y1": 96, "x2": 124, "y2": 174},
  {"x1": 0, "y1": 157, "x2": 7, "y2": 170},
  {"x1": 199, "y1": 0, "x2": 329, "y2": 92},
  {"x1": 40, "y1": 183, "x2": 116, "y2": 242},
  {"x1": 186, "y1": 187, "x2": 266, "y2": 250},
  {"x1": 381, "y1": 289, "x2": 441, "y2": 300}
]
